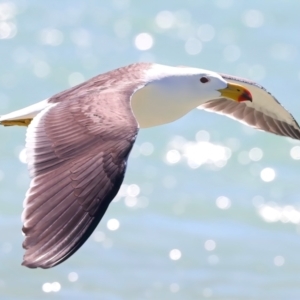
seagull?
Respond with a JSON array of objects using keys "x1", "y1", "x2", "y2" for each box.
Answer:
[{"x1": 1, "y1": 63, "x2": 299, "y2": 269}]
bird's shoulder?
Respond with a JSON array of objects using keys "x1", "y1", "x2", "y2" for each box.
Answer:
[{"x1": 48, "y1": 62, "x2": 153, "y2": 105}]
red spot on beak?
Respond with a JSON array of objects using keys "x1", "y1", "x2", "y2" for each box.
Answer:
[{"x1": 238, "y1": 89, "x2": 252, "y2": 102}]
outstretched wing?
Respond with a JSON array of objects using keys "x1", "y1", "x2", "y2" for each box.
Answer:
[
  {"x1": 22, "y1": 91, "x2": 138, "y2": 269},
  {"x1": 199, "y1": 73, "x2": 300, "y2": 140}
]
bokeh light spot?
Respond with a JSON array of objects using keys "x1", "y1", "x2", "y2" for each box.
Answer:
[
  {"x1": 195, "y1": 130, "x2": 210, "y2": 142},
  {"x1": 204, "y1": 240, "x2": 216, "y2": 251},
  {"x1": 19, "y1": 148, "x2": 27, "y2": 164},
  {"x1": 124, "y1": 196, "x2": 138, "y2": 207},
  {"x1": 185, "y1": 38, "x2": 202, "y2": 55},
  {"x1": 0, "y1": 2, "x2": 16, "y2": 21},
  {"x1": 238, "y1": 151, "x2": 250, "y2": 165},
  {"x1": 139, "y1": 142, "x2": 154, "y2": 156},
  {"x1": 249, "y1": 147, "x2": 263, "y2": 161},
  {"x1": 166, "y1": 149, "x2": 181, "y2": 164},
  {"x1": 33, "y1": 61, "x2": 51, "y2": 78},
  {"x1": 42, "y1": 283, "x2": 52, "y2": 293},
  {"x1": 39, "y1": 28, "x2": 63, "y2": 46},
  {"x1": 156, "y1": 11, "x2": 175, "y2": 29},
  {"x1": 243, "y1": 10, "x2": 264, "y2": 28},
  {"x1": 127, "y1": 184, "x2": 140, "y2": 197},
  {"x1": 0, "y1": 21, "x2": 16, "y2": 39},
  {"x1": 216, "y1": 196, "x2": 231, "y2": 210},
  {"x1": 68, "y1": 272, "x2": 79, "y2": 282},
  {"x1": 258, "y1": 203, "x2": 300, "y2": 224},
  {"x1": 42, "y1": 282, "x2": 61, "y2": 293},
  {"x1": 52, "y1": 282, "x2": 61, "y2": 292},
  {"x1": 169, "y1": 249, "x2": 181, "y2": 260},
  {"x1": 260, "y1": 167, "x2": 275, "y2": 182},
  {"x1": 290, "y1": 146, "x2": 300, "y2": 160},
  {"x1": 134, "y1": 33, "x2": 154, "y2": 51},
  {"x1": 197, "y1": 24, "x2": 215, "y2": 42},
  {"x1": 274, "y1": 255, "x2": 285, "y2": 267},
  {"x1": 107, "y1": 218, "x2": 120, "y2": 231},
  {"x1": 93, "y1": 231, "x2": 106, "y2": 242},
  {"x1": 169, "y1": 283, "x2": 180, "y2": 293},
  {"x1": 207, "y1": 254, "x2": 219, "y2": 265}
]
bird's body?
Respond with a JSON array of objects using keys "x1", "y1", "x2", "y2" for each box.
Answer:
[{"x1": 1, "y1": 63, "x2": 299, "y2": 269}]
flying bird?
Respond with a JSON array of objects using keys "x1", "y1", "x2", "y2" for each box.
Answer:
[{"x1": 1, "y1": 63, "x2": 299, "y2": 269}]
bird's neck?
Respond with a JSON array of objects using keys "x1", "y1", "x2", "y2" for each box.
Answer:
[{"x1": 131, "y1": 81, "x2": 200, "y2": 128}]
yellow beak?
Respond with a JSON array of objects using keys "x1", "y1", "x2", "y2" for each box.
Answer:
[{"x1": 218, "y1": 83, "x2": 252, "y2": 102}]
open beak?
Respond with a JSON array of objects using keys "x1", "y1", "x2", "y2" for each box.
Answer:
[{"x1": 218, "y1": 83, "x2": 252, "y2": 102}]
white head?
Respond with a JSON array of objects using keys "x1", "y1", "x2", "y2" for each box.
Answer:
[{"x1": 131, "y1": 64, "x2": 252, "y2": 128}]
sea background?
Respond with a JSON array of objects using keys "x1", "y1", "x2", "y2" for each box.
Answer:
[{"x1": 1, "y1": 0, "x2": 300, "y2": 299}]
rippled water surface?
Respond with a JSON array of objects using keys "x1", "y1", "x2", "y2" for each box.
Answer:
[{"x1": 1, "y1": 0, "x2": 300, "y2": 299}]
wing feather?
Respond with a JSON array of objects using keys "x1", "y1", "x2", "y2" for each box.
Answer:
[
  {"x1": 22, "y1": 87, "x2": 139, "y2": 269},
  {"x1": 199, "y1": 74, "x2": 300, "y2": 140}
]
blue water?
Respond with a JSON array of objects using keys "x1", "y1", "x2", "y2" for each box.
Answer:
[{"x1": 1, "y1": 0, "x2": 300, "y2": 299}]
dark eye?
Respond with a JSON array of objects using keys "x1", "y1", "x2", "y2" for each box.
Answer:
[{"x1": 200, "y1": 77, "x2": 209, "y2": 83}]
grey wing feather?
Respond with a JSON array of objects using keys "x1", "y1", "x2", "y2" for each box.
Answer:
[
  {"x1": 199, "y1": 73, "x2": 300, "y2": 140},
  {"x1": 22, "y1": 90, "x2": 138, "y2": 269}
]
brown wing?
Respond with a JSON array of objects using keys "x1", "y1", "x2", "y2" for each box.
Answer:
[
  {"x1": 22, "y1": 91, "x2": 138, "y2": 269},
  {"x1": 199, "y1": 73, "x2": 300, "y2": 140}
]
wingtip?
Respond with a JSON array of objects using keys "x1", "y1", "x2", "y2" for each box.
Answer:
[
  {"x1": 22, "y1": 247, "x2": 68, "y2": 269},
  {"x1": 21, "y1": 258, "x2": 53, "y2": 269},
  {"x1": 21, "y1": 260, "x2": 37, "y2": 269}
]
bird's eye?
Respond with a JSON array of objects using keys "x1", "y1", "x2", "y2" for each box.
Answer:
[{"x1": 200, "y1": 77, "x2": 209, "y2": 83}]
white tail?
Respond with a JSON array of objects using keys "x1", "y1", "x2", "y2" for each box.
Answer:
[{"x1": 0, "y1": 99, "x2": 50, "y2": 126}]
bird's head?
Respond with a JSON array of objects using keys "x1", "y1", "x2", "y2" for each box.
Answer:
[
  {"x1": 173, "y1": 69, "x2": 253, "y2": 104},
  {"x1": 145, "y1": 65, "x2": 252, "y2": 105}
]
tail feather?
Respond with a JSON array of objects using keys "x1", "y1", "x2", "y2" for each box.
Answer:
[{"x1": 0, "y1": 99, "x2": 50, "y2": 127}]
